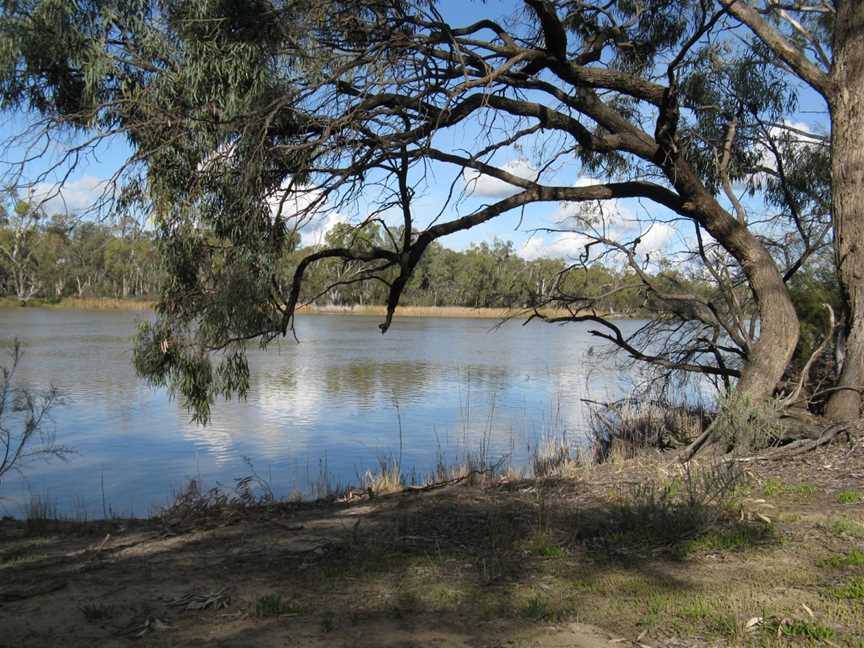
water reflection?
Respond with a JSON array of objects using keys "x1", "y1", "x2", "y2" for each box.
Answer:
[{"x1": 1, "y1": 308, "x2": 648, "y2": 516}]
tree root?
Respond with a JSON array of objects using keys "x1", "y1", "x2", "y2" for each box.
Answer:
[
  {"x1": 341, "y1": 462, "x2": 505, "y2": 502},
  {"x1": 760, "y1": 421, "x2": 855, "y2": 460},
  {"x1": 681, "y1": 416, "x2": 859, "y2": 463},
  {"x1": 679, "y1": 420, "x2": 718, "y2": 462}
]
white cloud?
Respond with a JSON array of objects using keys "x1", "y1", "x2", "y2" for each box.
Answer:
[
  {"x1": 30, "y1": 176, "x2": 107, "y2": 215},
  {"x1": 552, "y1": 177, "x2": 631, "y2": 227},
  {"x1": 744, "y1": 120, "x2": 826, "y2": 192},
  {"x1": 519, "y1": 233, "x2": 592, "y2": 261},
  {"x1": 267, "y1": 183, "x2": 347, "y2": 247},
  {"x1": 636, "y1": 222, "x2": 676, "y2": 256},
  {"x1": 516, "y1": 177, "x2": 678, "y2": 262},
  {"x1": 767, "y1": 120, "x2": 823, "y2": 147},
  {"x1": 462, "y1": 159, "x2": 538, "y2": 198},
  {"x1": 300, "y1": 211, "x2": 348, "y2": 246}
]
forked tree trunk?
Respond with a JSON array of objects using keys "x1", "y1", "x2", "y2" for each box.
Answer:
[
  {"x1": 735, "y1": 248, "x2": 800, "y2": 401},
  {"x1": 680, "y1": 216, "x2": 800, "y2": 460},
  {"x1": 666, "y1": 160, "x2": 801, "y2": 403},
  {"x1": 826, "y1": 0, "x2": 864, "y2": 422}
]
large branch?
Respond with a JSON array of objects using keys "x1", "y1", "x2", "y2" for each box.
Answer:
[
  {"x1": 720, "y1": 0, "x2": 834, "y2": 99},
  {"x1": 374, "y1": 179, "x2": 694, "y2": 333},
  {"x1": 283, "y1": 246, "x2": 399, "y2": 333},
  {"x1": 524, "y1": 0, "x2": 568, "y2": 60},
  {"x1": 534, "y1": 313, "x2": 742, "y2": 378}
]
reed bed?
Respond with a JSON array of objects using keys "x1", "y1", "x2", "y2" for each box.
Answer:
[
  {"x1": 2, "y1": 298, "x2": 621, "y2": 320},
  {"x1": 0, "y1": 296, "x2": 154, "y2": 310},
  {"x1": 297, "y1": 304, "x2": 575, "y2": 319}
]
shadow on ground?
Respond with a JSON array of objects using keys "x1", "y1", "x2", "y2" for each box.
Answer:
[{"x1": 3, "y1": 449, "x2": 864, "y2": 647}]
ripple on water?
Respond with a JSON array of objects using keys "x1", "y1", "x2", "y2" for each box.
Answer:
[{"x1": 1, "y1": 309, "x2": 657, "y2": 516}]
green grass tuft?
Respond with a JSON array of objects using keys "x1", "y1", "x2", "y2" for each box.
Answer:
[
  {"x1": 685, "y1": 523, "x2": 775, "y2": 555},
  {"x1": 526, "y1": 534, "x2": 568, "y2": 558},
  {"x1": 763, "y1": 480, "x2": 819, "y2": 498},
  {"x1": 824, "y1": 548, "x2": 864, "y2": 569},
  {"x1": 677, "y1": 598, "x2": 711, "y2": 620},
  {"x1": 833, "y1": 577, "x2": 864, "y2": 600},
  {"x1": 254, "y1": 593, "x2": 299, "y2": 618},
  {"x1": 521, "y1": 595, "x2": 550, "y2": 621},
  {"x1": 830, "y1": 515, "x2": 864, "y2": 539},
  {"x1": 763, "y1": 478, "x2": 785, "y2": 497},
  {"x1": 837, "y1": 490, "x2": 863, "y2": 505},
  {"x1": 778, "y1": 619, "x2": 835, "y2": 640},
  {"x1": 791, "y1": 483, "x2": 818, "y2": 497}
]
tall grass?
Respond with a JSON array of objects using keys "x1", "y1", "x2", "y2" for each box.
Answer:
[
  {"x1": 531, "y1": 436, "x2": 583, "y2": 478},
  {"x1": 361, "y1": 456, "x2": 403, "y2": 495},
  {"x1": 22, "y1": 494, "x2": 63, "y2": 533},
  {"x1": 587, "y1": 398, "x2": 708, "y2": 462}
]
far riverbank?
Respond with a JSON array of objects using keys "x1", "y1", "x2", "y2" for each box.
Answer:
[{"x1": 0, "y1": 297, "x2": 637, "y2": 320}]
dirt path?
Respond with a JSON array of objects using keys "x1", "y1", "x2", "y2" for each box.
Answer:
[{"x1": 3, "y1": 445, "x2": 864, "y2": 647}]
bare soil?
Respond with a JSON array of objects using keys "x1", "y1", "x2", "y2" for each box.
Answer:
[{"x1": 2, "y1": 443, "x2": 864, "y2": 647}]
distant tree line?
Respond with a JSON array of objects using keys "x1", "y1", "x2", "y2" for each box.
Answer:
[
  {"x1": 0, "y1": 197, "x2": 160, "y2": 301},
  {"x1": 296, "y1": 222, "x2": 841, "y2": 362},
  {"x1": 1, "y1": 195, "x2": 711, "y2": 315},
  {"x1": 3, "y1": 196, "x2": 837, "y2": 357},
  {"x1": 288, "y1": 222, "x2": 690, "y2": 315}
]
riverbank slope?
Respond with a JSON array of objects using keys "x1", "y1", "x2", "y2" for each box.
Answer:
[{"x1": 3, "y1": 446, "x2": 864, "y2": 647}]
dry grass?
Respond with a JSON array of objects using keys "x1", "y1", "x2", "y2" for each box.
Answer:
[
  {"x1": 296, "y1": 304, "x2": 616, "y2": 320},
  {"x1": 0, "y1": 296, "x2": 154, "y2": 310},
  {"x1": 361, "y1": 458, "x2": 404, "y2": 495},
  {"x1": 587, "y1": 398, "x2": 708, "y2": 462},
  {"x1": 1, "y1": 298, "x2": 630, "y2": 320},
  {"x1": 530, "y1": 437, "x2": 586, "y2": 478}
]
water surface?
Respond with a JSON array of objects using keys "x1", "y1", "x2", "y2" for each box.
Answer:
[{"x1": 0, "y1": 308, "x2": 645, "y2": 517}]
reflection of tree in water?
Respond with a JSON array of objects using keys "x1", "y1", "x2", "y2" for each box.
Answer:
[
  {"x1": 11, "y1": 331, "x2": 148, "y2": 405},
  {"x1": 322, "y1": 362, "x2": 434, "y2": 406},
  {"x1": 455, "y1": 365, "x2": 512, "y2": 391}
]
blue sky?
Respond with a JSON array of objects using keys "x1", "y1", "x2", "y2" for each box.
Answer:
[{"x1": 0, "y1": 0, "x2": 832, "y2": 264}]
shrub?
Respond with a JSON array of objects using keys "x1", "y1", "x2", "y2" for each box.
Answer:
[
  {"x1": 0, "y1": 340, "x2": 70, "y2": 489},
  {"x1": 837, "y1": 490, "x2": 863, "y2": 505},
  {"x1": 709, "y1": 392, "x2": 786, "y2": 452},
  {"x1": 587, "y1": 398, "x2": 707, "y2": 462}
]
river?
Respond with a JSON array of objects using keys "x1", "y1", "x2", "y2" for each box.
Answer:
[{"x1": 0, "y1": 308, "x2": 647, "y2": 517}]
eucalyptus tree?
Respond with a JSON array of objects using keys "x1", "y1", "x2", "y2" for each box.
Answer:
[
  {"x1": 0, "y1": 0, "x2": 844, "y2": 436},
  {"x1": 717, "y1": 0, "x2": 863, "y2": 422},
  {"x1": 0, "y1": 195, "x2": 43, "y2": 301}
]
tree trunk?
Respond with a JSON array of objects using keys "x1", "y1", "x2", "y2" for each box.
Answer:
[
  {"x1": 734, "y1": 244, "x2": 799, "y2": 401},
  {"x1": 826, "y1": 0, "x2": 864, "y2": 422},
  {"x1": 665, "y1": 159, "x2": 800, "y2": 403}
]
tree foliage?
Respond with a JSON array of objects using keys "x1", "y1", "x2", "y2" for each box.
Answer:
[{"x1": 0, "y1": 0, "x2": 845, "y2": 424}]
